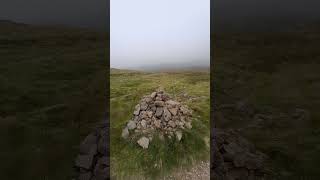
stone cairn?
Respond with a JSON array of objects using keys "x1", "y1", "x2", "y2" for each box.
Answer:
[{"x1": 121, "y1": 90, "x2": 193, "y2": 149}]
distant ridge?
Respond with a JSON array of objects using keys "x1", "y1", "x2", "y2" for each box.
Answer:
[{"x1": 134, "y1": 64, "x2": 210, "y2": 73}]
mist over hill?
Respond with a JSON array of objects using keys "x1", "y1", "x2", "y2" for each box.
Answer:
[{"x1": 111, "y1": 60, "x2": 209, "y2": 72}]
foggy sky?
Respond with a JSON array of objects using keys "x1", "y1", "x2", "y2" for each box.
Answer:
[
  {"x1": 110, "y1": 0, "x2": 210, "y2": 69},
  {"x1": 0, "y1": 0, "x2": 108, "y2": 31}
]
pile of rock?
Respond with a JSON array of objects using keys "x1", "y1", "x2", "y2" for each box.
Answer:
[
  {"x1": 212, "y1": 128, "x2": 270, "y2": 180},
  {"x1": 122, "y1": 90, "x2": 193, "y2": 149},
  {"x1": 73, "y1": 121, "x2": 109, "y2": 180}
]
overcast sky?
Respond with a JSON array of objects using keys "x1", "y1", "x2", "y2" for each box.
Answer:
[{"x1": 110, "y1": 0, "x2": 210, "y2": 69}]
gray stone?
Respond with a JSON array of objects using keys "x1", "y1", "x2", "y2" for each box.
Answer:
[
  {"x1": 155, "y1": 101, "x2": 165, "y2": 107},
  {"x1": 180, "y1": 106, "x2": 190, "y2": 115},
  {"x1": 133, "y1": 104, "x2": 141, "y2": 115},
  {"x1": 93, "y1": 156, "x2": 109, "y2": 179},
  {"x1": 79, "y1": 133, "x2": 98, "y2": 155},
  {"x1": 75, "y1": 154, "x2": 94, "y2": 169},
  {"x1": 141, "y1": 120, "x2": 147, "y2": 128},
  {"x1": 175, "y1": 131, "x2": 183, "y2": 141},
  {"x1": 163, "y1": 108, "x2": 172, "y2": 121},
  {"x1": 168, "y1": 121, "x2": 176, "y2": 128},
  {"x1": 146, "y1": 111, "x2": 153, "y2": 118},
  {"x1": 154, "y1": 120, "x2": 161, "y2": 128},
  {"x1": 185, "y1": 122, "x2": 192, "y2": 129},
  {"x1": 140, "y1": 111, "x2": 148, "y2": 119},
  {"x1": 133, "y1": 116, "x2": 139, "y2": 122},
  {"x1": 127, "y1": 120, "x2": 136, "y2": 130},
  {"x1": 166, "y1": 100, "x2": 179, "y2": 107},
  {"x1": 140, "y1": 102, "x2": 148, "y2": 111},
  {"x1": 151, "y1": 92, "x2": 157, "y2": 98},
  {"x1": 145, "y1": 97, "x2": 153, "y2": 103},
  {"x1": 137, "y1": 137, "x2": 150, "y2": 149},
  {"x1": 98, "y1": 135, "x2": 108, "y2": 155},
  {"x1": 168, "y1": 107, "x2": 178, "y2": 116},
  {"x1": 122, "y1": 128, "x2": 129, "y2": 139},
  {"x1": 155, "y1": 107, "x2": 163, "y2": 117},
  {"x1": 79, "y1": 172, "x2": 92, "y2": 180}
]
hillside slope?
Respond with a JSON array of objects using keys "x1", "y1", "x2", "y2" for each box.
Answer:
[
  {"x1": 0, "y1": 21, "x2": 108, "y2": 179},
  {"x1": 212, "y1": 27, "x2": 320, "y2": 178}
]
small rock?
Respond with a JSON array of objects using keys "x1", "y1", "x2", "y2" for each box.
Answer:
[
  {"x1": 185, "y1": 122, "x2": 192, "y2": 129},
  {"x1": 151, "y1": 92, "x2": 157, "y2": 98},
  {"x1": 180, "y1": 106, "x2": 190, "y2": 115},
  {"x1": 141, "y1": 120, "x2": 147, "y2": 128},
  {"x1": 79, "y1": 172, "x2": 92, "y2": 180},
  {"x1": 133, "y1": 116, "x2": 139, "y2": 122},
  {"x1": 75, "y1": 154, "x2": 94, "y2": 169},
  {"x1": 79, "y1": 133, "x2": 98, "y2": 155},
  {"x1": 175, "y1": 131, "x2": 183, "y2": 141},
  {"x1": 137, "y1": 137, "x2": 150, "y2": 149},
  {"x1": 155, "y1": 107, "x2": 163, "y2": 117},
  {"x1": 166, "y1": 100, "x2": 179, "y2": 106},
  {"x1": 140, "y1": 111, "x2": 148, "y2": 119},
  {"x1": 155, "y1": 101, "x2": 165, "y2": 107},
  {"x1": 97, "y1": 134, "x2": 108, "y2": 155},
  {"x1": 154, "y1": 120, "x2": 161, "y2": 128},
  {"x1": 146, "y1": 111, "x2": 153, "y2": 118},
  {"x1": 133, "y1": 104, "x2": 141, "y2": 115},
  {"x1": 163, "y1": 108, "x2": 172, "y2": 121},
  {"x1": 168, "y1": 121, "x2": 176, "y2": 128},
  {"x1": 127, "y1": 121, "x2": 136, "y2": 130},
  {"x1": 168, "y1": 107, "x2": 178, "y2": 116},
  {"x1": 140, "y1": 102, "x2": 148, "y2": 111},
  {"x1": 145, "y1": 97, "x2": 153, "y2": 103},
  {"x1": 121, "y1": 128, "x2": 129, "y2": 139},
  {"x1": 94, "y1": 156, "x2": 109, "y2": 179}
]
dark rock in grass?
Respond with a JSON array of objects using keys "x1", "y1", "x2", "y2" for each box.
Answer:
[
  {"x1": 78, "y1": 172, "x2": 92, "y2": 180},
  {"x1": 75, "y1": 155, "x2": 94, "y2": 170},
  {"x1": 211, "y1": 128, "x2": 270, "y2": 180},
  {"x1": 97, "y1": 134, "x2": 107, "y2": 155},
  {"x1": 79, "y1": 133, "x2": 98, "y2": 155},
  {"x1": 93, "y1": 156, "x2": 109, "y2": 180}
]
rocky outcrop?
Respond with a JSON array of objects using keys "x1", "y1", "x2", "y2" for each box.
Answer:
[
  {"x1": 212, "y1": 128, "x2": 270, "y2": 180},
  {"x1": 73, "y1": 122, "x2": 109, "y2": 180},
  {"x1": 122, "y1": 90, "x2": 193, "y2": 149}
]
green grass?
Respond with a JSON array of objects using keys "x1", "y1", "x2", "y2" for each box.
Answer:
[
  {"x1": 0, "y1": 22, "x2": 108, "y2": 179},
  {"x1": 213, "y1": 29, "x2": 320, "y2": 179},
  {"x1": 110, "y1": 71, "x2": 210, "y2": 179}
]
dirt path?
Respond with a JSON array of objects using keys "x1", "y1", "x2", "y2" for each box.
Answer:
[{"x1": 163, "y1": 161, "x2": 210, "y2": 180}]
